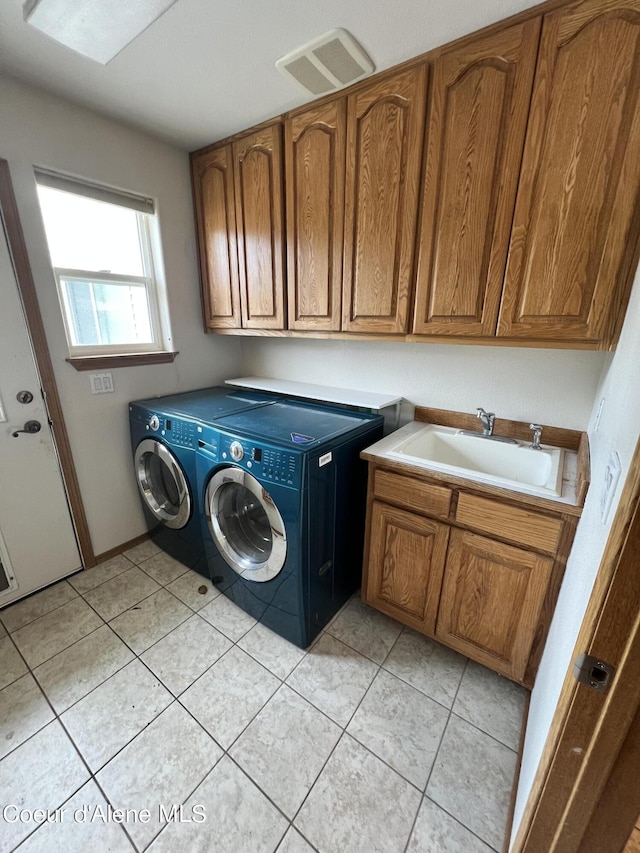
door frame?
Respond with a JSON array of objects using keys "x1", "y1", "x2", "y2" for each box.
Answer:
[
  {"x1": 513, "y1": 436, "x2": 640, "y2": 852},
  {"x1": 0, "y1": 158, "x2": 95, "y2": 568}
]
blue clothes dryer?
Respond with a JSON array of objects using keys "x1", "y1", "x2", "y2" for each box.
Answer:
[
  {"x1": 128, "y1": 387, "x2": 278, "y2": 577},
  {"x1": 196, "y1": 400, "x2": 384, "y2": 646}
]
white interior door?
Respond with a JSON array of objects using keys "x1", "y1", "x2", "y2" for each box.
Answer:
[{"x1": 0, "y1": 215, "x2": 81, "y2": 606}]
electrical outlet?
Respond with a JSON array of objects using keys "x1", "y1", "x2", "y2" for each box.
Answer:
[
  {"x1": 601, "y1": 451, "x2": 621, "y2": 524},
  {"x1": 89, "y1": 373, "x2": 115, "y2": 394},
  {"x1": 594, "y1": 396, "x2": 606, "y2": 432}
]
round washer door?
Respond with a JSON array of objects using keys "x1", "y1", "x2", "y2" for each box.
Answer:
[
  {"x1": 134, "y1": 438, "x2": 191, "y2": 530},
  {"x1": 206, "y1": 467, "x2": 287, "y2": 582}
]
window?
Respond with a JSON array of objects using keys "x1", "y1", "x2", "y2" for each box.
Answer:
[{"x1": 35, "y1": 170, "x2": 173, "y2": 365}]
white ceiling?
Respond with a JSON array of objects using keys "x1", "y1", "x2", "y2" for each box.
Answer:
[{"x1": 0, "y1": 0, "x2": 542, "y2": 151}]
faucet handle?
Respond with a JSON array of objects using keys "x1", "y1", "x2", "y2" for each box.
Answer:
[
  {"x1": 476, "y1": 407, "x2": 495, "y2": 419},
  {"x1": 476, "y1": 407, "x2": 495, "y2": 436},
  {"x1": 529, "y1": 423, "x2": 543, "y2": 449}
]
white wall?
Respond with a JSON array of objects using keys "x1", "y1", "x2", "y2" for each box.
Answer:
[
  {"x1": 0, "y1": 76, "x2": 241, "y2": 556},
  {"x1": 239, "y1": 338, "x2": 605, "y2": 430},
  {"x1": 511, "y1": 266, "x2": 640, "y2": 844}
]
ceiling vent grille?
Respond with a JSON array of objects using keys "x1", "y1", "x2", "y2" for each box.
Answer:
[{"x1": 276, "y1": 29, "x2": 374, "y2": 96}]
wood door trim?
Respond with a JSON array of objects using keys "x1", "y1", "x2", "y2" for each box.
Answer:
[
  {"x1": 514, "y1": 436, "x2": 640, "y2": 852},
  {"x1": 580, "y1": 704, "x2": 640, "y2": 852},
  {"x1": 0, "y1": 159, "x2": 94, "y2": 568}
]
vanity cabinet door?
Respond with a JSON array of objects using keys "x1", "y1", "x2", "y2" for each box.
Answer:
[
  {"x1": 285, "y1": 99, "x2": 346, "y2": 331},
  {"x1": 191, "y1": 145, "x2": 242, "y2": 329},
  {"x1": 364, "y1": 501, "x2": 449, "y2": 635},
  {"x1": 436, "y1": 529, "x2": 553, "y2": 680},
  {"x1": 413, "y1": 20, "x2": 539, "y2": 336},
  {"x1": 233, "y1": 124, "x2": 286, "y2": 329},
  {"x1": 498, "y1": 0, "x2": 640, "y2": 344},
  {"x1": 342, "y1": 66, "x2": 428, "y2": 334}
]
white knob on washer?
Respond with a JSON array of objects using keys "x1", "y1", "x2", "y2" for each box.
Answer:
[
  {"x1": 229, "y1": 440, "x2": 244, "y2": 461},
  {"x1": 149, "y1": 415, "x2": 160, "y2": 431}
]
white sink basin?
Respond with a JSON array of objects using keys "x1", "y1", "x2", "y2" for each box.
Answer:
[{"x1": 387, "y1": 424, "x2": 564, "y2": 498}]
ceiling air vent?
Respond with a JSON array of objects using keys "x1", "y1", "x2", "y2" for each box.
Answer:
[{"x1": 276, "y1": 29, "x2": 374, "y2": 96}]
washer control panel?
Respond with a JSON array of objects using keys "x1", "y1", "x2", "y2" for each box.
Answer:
[
  {"x1": 129, "y1": 406, "x2": 200, "y2": 449},
  {"x1": 167, "y1": 418, "x2": 199, "y2": 449},
  {"x1": 214, "y1": 431, "x2": 299, "y2": 486}
]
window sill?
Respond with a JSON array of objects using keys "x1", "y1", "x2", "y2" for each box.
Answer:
[{"x1": 67, "y1": 352, "x2": 179, "y2": 371}]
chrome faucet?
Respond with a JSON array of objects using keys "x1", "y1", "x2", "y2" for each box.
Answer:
[
  {"x1": 458, "y1": 407, "x2": 518, "y2": 444},
  {"x1": 476, "y1": 408, "x2": 495, "y2": 436},
  {"x1": 529, "y1": 423, "x2": 543, "y2": 449}
]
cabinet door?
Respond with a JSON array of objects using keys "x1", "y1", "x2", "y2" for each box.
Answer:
[
  {"x1": 499, "y1": 0, "x2": 640, "y2": 343},
  {"x1": 436, "y1": 529, "x2": 553, "y2": 681},
  {"x1": 364, "y1": 501, "x2": 449, "y2": 635},
  {"x1": 342, "y1": 66, "x2": 428, "y2": 334},
  {"x1": 191, "y1": 146, "x2": 241, "y2": 329},
  {"x1": 413, "y1": 21, "x2": 540, "y2": 336},
  {"x1": 233, "y1": 125, "x2": 286, "y2": 329},
  {"x1": 285, "y1": 100, "x2": 346, "y2": 331}
]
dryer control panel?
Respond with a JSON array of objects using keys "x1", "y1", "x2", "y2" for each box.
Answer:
[{"x1": 260, "y1": 447, "x2": 297, "y2": 486}]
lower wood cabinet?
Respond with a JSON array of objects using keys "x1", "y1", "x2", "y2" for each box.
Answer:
[
  {"x1": 436, "y1": 529, "x2": 554, "y2": 681},
  {"x1": 366, "y1": 501, "x2": 449, "y2": 635},
  {"x1": 362, "y1": 461, "x2": 577, "y2": 685}
]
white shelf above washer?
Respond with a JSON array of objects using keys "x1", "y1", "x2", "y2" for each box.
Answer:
[{"x1": 225, "y1": 376, "x2": 402, "y2": 414}]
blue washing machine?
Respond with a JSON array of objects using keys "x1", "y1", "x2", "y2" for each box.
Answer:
[
  {"x1": 128, "y1": 387, "x2": 278, "y2": 577},
  {"x1": 196, "y1": 400, "x2": 384, "y2": 646}
]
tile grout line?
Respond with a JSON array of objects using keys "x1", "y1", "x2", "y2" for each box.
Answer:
[
  {"x1": 8, "y1": 656, "x2": 139, "y2": 853},
  {"x1": 421, "y1": 793, "x2": 502, "y2": 853},
  {"x1": 448, "y1": 708, "x2": 522, "y2": 755},
  {"x1": 82, "y1": 576, "x2": 164, "y2": 624},
  {"x1": 423, "y1": 656, "x2": 470, "y2": 794},
  {"x1": 418, "y1": 655, "x2": 516, "y2": 853},
  {"x1": 405, "y1": 654, "x2": 471, "y2": 853},
  {"x1": 67, "y1": 555, "x2": 137, "y2": 595},
  {"x1": 285, "y1": 626, "x2": 406, "y2": 839},
  {"x1": 1, "y1": 582, "x2": 81, "y2": 636}
]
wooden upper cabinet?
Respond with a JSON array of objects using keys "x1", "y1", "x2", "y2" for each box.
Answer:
[
  {"x1": 436, "y1": 529, "x2": 554, "y2": 680},
  {"x1": 285, "y1": 100, "x2": 346, "y2": 331},
  {"x1": 499, "y1": 0, "x2": 640, "y2": 343},
  {"x1": 233, "y1": 124, "x2": 286, "y2": 329},
  {"x1": 342, "y1": 66, "x2": 428, "y2": 334},
  {"x1": 191, "y1": 145, "x2": 241, "y2": 329},
  {"x1": 413, "y1": 21, "x2": 540, "y2": 336}
]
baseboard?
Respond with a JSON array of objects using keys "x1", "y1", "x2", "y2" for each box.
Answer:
[
  {"x1": 503, "y1": 691, "x2": 531, "y2": 853},
  {"x1": 94, "y1": 532, "x2": 150, "y2": 565}
]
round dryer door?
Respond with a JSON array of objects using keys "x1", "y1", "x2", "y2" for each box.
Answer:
[
  {"x1": 134, "y1": 439, "x2": 191, "y2": 529},
  {"x1": 206, "y1": 468, "x2": 287, "y2": 582}
]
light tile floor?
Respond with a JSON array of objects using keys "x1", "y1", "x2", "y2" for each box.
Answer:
[{"x1": 0, "y1": 545, "x2": 527, "y2": 853}]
